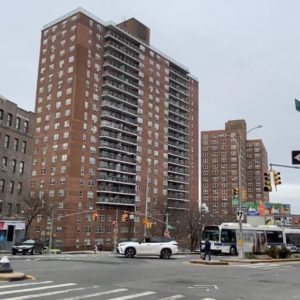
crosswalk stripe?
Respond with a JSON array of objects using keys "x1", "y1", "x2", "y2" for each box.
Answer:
[
  {"x1": 0, "y1": 283, "x2": 76, "y2": 296},
  {"x1": 0, "y1": 281, "x2": 53, "y2": 289},
  {"x1": 157, "y1": 295, "x2": 185, "y2": 300},
  {"x1": 106, "y1": 291, "x2": 156, "y2": 300},
  {"x1": 57, "y1": 288, "x2": 129, "y2": 300},
  {"x1": 3, "y1": 287, "x2": 87, "y2": 300}
]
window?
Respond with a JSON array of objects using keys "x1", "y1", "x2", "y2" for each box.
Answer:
[
  {"x1": 9, "y1": 181, "x2": 14, "y2": 194},
  {"x1": 4, "y1": 135, "x2": 10, "y2": 148},
  {"x1": 24, "y1": 121, "x2": 28, "y2": 133},
  {"x1": 7, "y1": 113, "x2": 12, "y2": 126},
  {"x1": 13, "y1": 138, "x2": 19, "y2": 151},
  {"x1": 16, "y1": 117, "x2": 21, "y2": 130},
  {"x1": 19, "y1": 161, "x2": 24, "y2": 174},
  {"x1": 17, "y1": 182, "x2": 22, "y2": 195},
  {"x1": 0, "y1": 179, "x2": 5, "y2": 192},
  {"x1": 0, "y1": 109, "x2": 3, "y2": 121},
  {"x1": 2, "y1": 157, "x2": 7, "y2": 170},
  {"x1": 12, "y1": 159, "x2": 16, "y2": 172}
]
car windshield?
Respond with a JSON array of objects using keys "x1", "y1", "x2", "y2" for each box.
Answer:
[{"x1": 21, "y1": 240, "x2": 35, "y2": 245}]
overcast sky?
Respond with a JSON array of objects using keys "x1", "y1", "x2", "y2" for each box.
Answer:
[{"x1": 1, "y1": 0, "x2": 299, "y2": 213}]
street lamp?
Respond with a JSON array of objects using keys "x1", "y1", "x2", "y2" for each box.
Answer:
[{"x1": 220, "y1": 124, "x2": 263, "y2": 259}]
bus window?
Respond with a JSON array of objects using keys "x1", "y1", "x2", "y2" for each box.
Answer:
[
  {"x1": 266, "y1": 231, "x2": 283, "y2": 245},
  {"x1": 286, "y1": 233, "x2": 300, "y2": 247},
  {"x1": 201, "y1": 226, "x2": 220, "y2": 241},
  {"x1": 221, "y1": 229, "x2": 236, "y2": 243}
]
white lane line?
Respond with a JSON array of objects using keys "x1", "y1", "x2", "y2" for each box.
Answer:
[
  {"x1": 106, "y1": 291, "x2": 156, "y2": 300},
  {"x1": 157, "y1": 295, "x2": 185, "y2": 300},
  {"x1": 0, "y1": 283, "x2": 76, "y2": 296},
  {"x1": 0, "y1": 281, "x2": 53, "y2": 289},
  {"x1": 57, "y1": 288, "x2": 128, "y2": 300},
  {"x1": 3, "y1": 287, "x2": 87, "y2": 300}
]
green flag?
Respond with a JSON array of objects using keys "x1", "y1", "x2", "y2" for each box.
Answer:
[{"x1": 295, "y1": 99, "x2": 300, "y2": 112}]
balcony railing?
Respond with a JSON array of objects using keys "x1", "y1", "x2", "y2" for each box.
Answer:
[
  {"x1": 99, "y1": 140, "x2": 136, "y2": 154},
  {"x1": 104, "y1": 50, "x2": 139, "y2": 70},
  {"x1": 105, "y1": 30, "x2": 140, "y2": 52},
  {"x1": 102, "y1": 99, "x2": 137, "y2": 117},
  {"x1": 104, "y1": 60, "x2": 139, "y2": 80},
  {"x1": 103, "y1": 89, "x2": 138, "y2": 107},
  {"x1": 105, "y1": 40, "x2": 139, "y2": 62}
]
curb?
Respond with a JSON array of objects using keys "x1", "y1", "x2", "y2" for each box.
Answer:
[
  {"x1": 0, "y1": 272, "x2": 25, "y2": 281},
  {"x1": 222, "y1": 258, "x2": 300, "y2": 264},
  {"x1": 190, "y1": 260, "x2": 228, "y2": 265}
]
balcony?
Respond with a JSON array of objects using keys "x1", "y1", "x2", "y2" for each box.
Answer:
[
  {"x1": 99, "y1": 140, "x2": 137, "y2": 155},
  {"x1": 98, "y1": 162, "x2": 136, "y2": 174},
  {"x1": 169, "y1": 98, "x2": 189, "y2": 112},
  {"x1": 100, "y1": 120, "x2": 137, "y2": 136},
  {"x1": 103, "y1": 80, "x2": 139, "y2": 98},
  {"x1": 168, "y1": 157, "x2": 188, "y2": 167},
  {"x1": 103, "y1": 70, "x2": 139, "y2": 89},
  {"x1": 105, "y1": 30, "x2": 140, "y2": 52},
  {"x1": 168, "y1": 131, "x2": 189, "y2": 142},
  {"x1": 169, "y1": 66, "x2": 189, "y2": 81},
  {"x1": 168, "y1": 124, "x2": 189, "y2": 135},
  {"x1": 104, "y1": 50, "x2": 139, "y2": 71},
  {"x1": 98, "y1": 172, "x2": 136, "y2": 185},
  {"x1": 102, "y1": 89, "x2": 138, "y2": 108},
  {"x1": 101, "y1": 109, "x2": 137, "y2": 126},
  {"x1": 104, "y1": 60, "x2": 139, "y2": 80},
  {"x1": 100, "y1": 130, "x2": 137, "y2": 145},
  {"x1": 169, "y1": 74, "x2": 188, "y2": 88},
  {"x1": 169, "y1": 115, "x2": 189, "y2": 127},
  {"x1": 97, "y1": 183, "x2": 136, "y2": 195},
  {"x1": 169, "y1": 90, "x2": 188, "y2": 103},
  {"x1": 102, "y1": 99, "x2": 137, "y2": 117},
  {"x1": 168, "y1": 175, "x2": 189, "y2": 184},
  {"x1": 168, "y1": 184, "x2": 188, "y2": 192},
  {"x1": 168, "y1": 166, "x2": 188, "y2": 175},
  {"x1": 100, "y1": 150, "x2": 136, "y2": 165},
  {"x1": 169, "y1": 82, "x2": 189, "y2": 97},
  {"x1": 96, "y1": 195, "x2": 135, "y2": 206},
  {"x1": 105, "y1": 40, "x2": 140, "y2": 62}
]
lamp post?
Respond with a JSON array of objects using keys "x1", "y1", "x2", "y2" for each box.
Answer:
[{"x1": 221, "y1": 124, "x2": 263, "y2": 259}]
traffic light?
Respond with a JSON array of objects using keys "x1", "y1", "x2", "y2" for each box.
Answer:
[
  {"x1": 273, "y1": 171, "x2": 281, "y2": 189},
  {"x1": 121, "y1": 213, "x2": 128, "y2": 222},
  {"x1": 92, "y1": 212, "x2": 99, "y2": 221},
  {"x1": 263, "y1": 171, "x2": 272, "y2": 192},
  {"x1": 233, "y1": 188, "x2": 239, "y2": 198},
  {"x1": 241, "y1": 189, "x2": 247, "y2": 201}
]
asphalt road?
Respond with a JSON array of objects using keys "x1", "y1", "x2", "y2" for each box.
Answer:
[{"x1": 2, "y1": 253, "x2": 300, "y2": 300}]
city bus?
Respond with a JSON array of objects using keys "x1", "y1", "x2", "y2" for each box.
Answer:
[
  {"x1": 283, "y1": 227, "x2": 300, "y2": 252},
  {"x1": 201, "y1": 223, "x2": 284, "y2": 255}
]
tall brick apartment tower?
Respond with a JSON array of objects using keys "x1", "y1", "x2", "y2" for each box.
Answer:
[
  {"x1": 201, "y1": 120, "x2": 268, "y2": 223},
  {"x1": 30, "y1": 8, "x2": 198, "y2": 250}
]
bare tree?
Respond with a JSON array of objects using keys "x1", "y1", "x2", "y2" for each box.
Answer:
[{"x1": 23, "y1": 195, "x2": 49, "y2": 239}]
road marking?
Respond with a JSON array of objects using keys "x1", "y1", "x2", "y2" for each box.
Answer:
[
  {"x1": 106, "y1": 291, "x2": 156, "y2": 300},
  {"x1": 0, "y1": 281, "x2": 53, "y2": 289},
  {"x1": 57, "y1": 288, "x2": 129, "y2": 300},
  {"x1": 188, "y1": 285, "x2": 218, "y2": 291},
  {"x1": 3, "y1": 287, "x2": 87, "y2": 300},
  {"x1": 157, "y1": 295, "x2": 185, "y2": 300},
  {"x1": 0, "y1": 283, "x2": 76, "y2": 296}
]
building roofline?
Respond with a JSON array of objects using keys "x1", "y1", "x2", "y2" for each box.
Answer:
[{"x1": 42, "y1": 7, "x2": 197, "y2": 80}]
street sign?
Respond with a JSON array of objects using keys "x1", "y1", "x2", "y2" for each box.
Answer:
[
  {"x1": 232, "y1": 197, "x2": 239, "y2": 207},
  {"x1": 167, "y1": 225, "x2": 174, "y2": 229},
  {"x1": 236, "y1": 211, "x2": 244, "y2": 221},
  {"x1": 292, "y1": 150, "x2": 300, "y2": 165}
]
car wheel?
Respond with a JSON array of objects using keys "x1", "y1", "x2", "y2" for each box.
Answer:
[
  {"x1": 230, "y1": 246, "x2": 237, "y2": 256},
  {"x1": 160, "y1": 248, "x2": 171, "y2": 259},
  {"x1": 125, "y1": 247, "x2": 135, "y2": 258},
  {"x1": 12, "y1": 252, "x2": 16, "y2": 255},
  {"x1": 31, "y1": 248, "x2": 36, "y2": 255}
]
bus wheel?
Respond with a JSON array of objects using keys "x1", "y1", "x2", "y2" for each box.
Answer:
[{"x1": 230, "y1": 246, "x2": 237, "y2": 256}]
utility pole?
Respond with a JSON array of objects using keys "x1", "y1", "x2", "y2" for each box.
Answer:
[{"x1": 144, "y1": 170, "x2": 149, "y2": 237}]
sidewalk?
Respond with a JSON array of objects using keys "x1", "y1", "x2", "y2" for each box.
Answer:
[{"x1": 190, "y1": 255, "x2": 300, "y2": 266}]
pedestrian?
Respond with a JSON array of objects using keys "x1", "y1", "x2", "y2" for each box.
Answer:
[
  {"x1": 93, "y1": 244, "x2": 97, "y2": 254},
  {"x1": 98, "y1": 243, "x2": 103, "y2": 252},
  {"x1": 203, "y1": 238, "x2": 211, "y2": 261}
]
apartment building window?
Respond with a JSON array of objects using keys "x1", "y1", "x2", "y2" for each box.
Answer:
[
  {"x1": 9, "y1": 181, "x2": 14, "y2": 194},
  {"x1": 16, "y1": 203, "x2": 20, "y2": 214},
  {"x1": 13, "y1": 138, "x2": 19, "y2": 151},
  {"x1": 7, "y1": 203, "x2": 12, "y2": 216},
  {"x1": 24, "y1": 121, "x2": 28, "y2": 133},
  {"x1": 2, "y1": 157, "x2": 7, "y2": 170},
  {"x1": 16, "y1": 117, "x2": 21, "y2": 130},
  {"x1": 0, "y1": 109, "x2": 3, "y2": 121},
  {"x1": 19, "y1": 161, "x2": 24, "y2": 174},
  {"x1": 4, "y1": 135, "x2": 10, "y2": 148},
  {"x1": 12, "y1": 159, "x2": 16, "y2": 172},
  {"x1": 0, "y1": 179, "x2": 5, "y2": 192},
  {"x1": 7, "y1": 113, "x2": 12, "y2": 127}
]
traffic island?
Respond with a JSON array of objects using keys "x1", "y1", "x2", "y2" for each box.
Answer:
[{"x1": 0, "y1": 272, "x2": 26, "y2": 281}]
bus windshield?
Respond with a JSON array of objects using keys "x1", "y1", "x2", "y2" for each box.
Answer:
[{"x1": 202, "y1": 227, "x2": 220, "y2": 241}]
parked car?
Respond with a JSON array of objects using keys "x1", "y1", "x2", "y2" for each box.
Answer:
[
  {"x1": 117, "y1": 236, "x2": 179, "y2": 259},
  {"x1": 11, "y1": 239, "x2": 44, "y2": 255}
]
